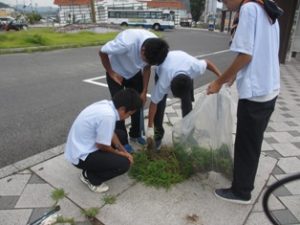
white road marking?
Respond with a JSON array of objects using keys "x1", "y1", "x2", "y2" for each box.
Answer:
[
  {"x1": 83, "y1": 75, "x2": 162, "y2": 100},
  {"x1": 195, "y1": 49, "x2": 230, "y2": 58}
]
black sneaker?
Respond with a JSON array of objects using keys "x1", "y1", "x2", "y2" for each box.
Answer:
[{"x1": 214, "y1": 188, "x2": 251, "y2": 204}]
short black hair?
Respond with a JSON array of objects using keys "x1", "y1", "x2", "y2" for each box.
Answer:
[
  {"x1": 142, "y1": 38, "x2": 169, "y2": 65},
  {"x1": 171, "y1": 74, "x2": 193, "y2": 98},
  {"x1": 112, "y1": 88, "x2": 142, "y2": 112}
]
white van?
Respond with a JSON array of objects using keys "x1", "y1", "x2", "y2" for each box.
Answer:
[{"x1": 0, "y1": 16, "x2": 15, "y2": 24}]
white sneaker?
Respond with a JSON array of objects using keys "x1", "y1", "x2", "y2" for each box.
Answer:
[{"x1": 80, "y1": 172, "x2": 109, "y2": 193}]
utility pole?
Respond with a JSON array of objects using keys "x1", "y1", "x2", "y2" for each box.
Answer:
[{"x1": 90, "y1": 0, "x2": 96, "y2": 23}]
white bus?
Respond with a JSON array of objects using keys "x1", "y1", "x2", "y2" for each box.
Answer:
[{"x1": 106, "y1": 9, "x2": 175, "y2": 31}]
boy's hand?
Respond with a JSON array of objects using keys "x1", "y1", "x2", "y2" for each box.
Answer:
[
  {"x1": 146, "y1": 127, "x2": 154, "y2": 139},
  {"x1": 140, "y1": 92, "x2": 147, "y2": 105},
  {"x1": 110, "y1": 72, "x2": 123, "y2": 85},
  {"x1": 146, "y1": 127, "x2": 155, "y2": 150},
  {"x1": 207, "y1": 80, "x2": 222, "y2": 95},
  {"x1": 119, "y1": 151, "x2": 134, "y2": 164}
]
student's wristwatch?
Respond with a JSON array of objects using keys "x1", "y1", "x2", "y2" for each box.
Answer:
[{"x1": 114, "y1": 144, "x2": 120, "y2": 151}]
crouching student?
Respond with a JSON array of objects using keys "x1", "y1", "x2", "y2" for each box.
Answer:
[
  {"x1": 147, "y1": 50, "x2": 221, "y2": 150},
  {"x1": 64, "y1": 89, "x2": 142, "y2": 193}
]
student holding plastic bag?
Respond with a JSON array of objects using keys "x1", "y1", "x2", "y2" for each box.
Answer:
[
  {"x1": 207, "y1": 0, "x2": 282, "y2": 204},
  {"x1": 147, "y1": 50, "x2": 221, "y2": 150}
]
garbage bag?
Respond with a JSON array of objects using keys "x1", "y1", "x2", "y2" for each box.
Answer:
[{"x1": 172, "y1": 86, "x2": 235, "y2": 179}]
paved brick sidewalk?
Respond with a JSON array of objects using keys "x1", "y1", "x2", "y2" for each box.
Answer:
[{"x1": 0, "y1": 57, "x2": 299, "y2": 225}]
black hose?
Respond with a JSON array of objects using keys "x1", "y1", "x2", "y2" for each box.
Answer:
[{"x1": 262, "y1": 173, "x2": 300, "y2": 225}]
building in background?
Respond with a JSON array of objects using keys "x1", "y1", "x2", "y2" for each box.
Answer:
[
  {"x1": 54, "y1": 0, "x2": 189, "y2": 25},
  {"x1": 0, "y1": 4, "x2": 15, "y2": 17}
]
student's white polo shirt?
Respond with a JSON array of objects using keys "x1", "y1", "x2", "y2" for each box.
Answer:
[
  {"x1": 64, "y1": 100, "x2": 119, "y2": 165},
  {"x1": 230, "y1": 2, "x2": 280, "y2": 100},
  {"x1": 151, "y1": 50, "x2": 207, "y2": 104},
  {"x1": 101, "y1": 29, "x2": 157, "y2": 79}
]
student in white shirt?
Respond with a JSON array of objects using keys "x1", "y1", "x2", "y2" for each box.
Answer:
[
  {"x1": 99, "y1": 29, "x2": 169, "y2": 150},
  {"x1": 147, "y1": 50, "x2": 221, "y2": 149},
  {"x1": 65, "y1": 89, "x2": 142, "y2": 193},
  {"x1": 207, "y1": 0, "x2": 282, "y2": 204}
]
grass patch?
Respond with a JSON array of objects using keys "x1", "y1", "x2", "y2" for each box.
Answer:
[
  {"x1": 0, "y1": 27, "x2": 118, "y2": 49},
  {"x1": 129, "y1": 146, "x2": 193, "y2": 189},
  {"x1": 129, "y1": 144, "x2": 233, "y2": 189},
  {"x1": 102, "y1": 195, "x2": 116, "y2": 205}
]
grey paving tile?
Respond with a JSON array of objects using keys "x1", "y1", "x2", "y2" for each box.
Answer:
[
  {"x1": 272, "y1": 185, "x2": 292, "y2": 197},
  {"x1": 286, "y1": 121, "x2": 299, "y2": 127},
  {"x1": 277, "y1": 101, "x2": 287, "y2": 105},
  {"x1": 288, "y1": 130, "x2": 300, "y2": 136},
  {"x1": 266, "y1": 127, "x2": 276, "y2": 132},
  {"x1": 275, "y1": 174, "x2": 300, "y2": 195},
  {"x1": 281, "y1": 113, "x2": 293, "y2": 118},
  {"x1": 264, "y1": 137, "x2": 279, "y2": 144},
  {"x1": 0, "y1": 196, "x2": 19, "y2": 210},
  {"x1": 172, "y1": 104, "x2": 181, "y2": 109},
  {"x1": 166, "y1": 112, "x2": 178, "y2": 118},
  {"x1": 264, "y1": 150, "x2": 282, "y2": 159},
  {"x1": 272, "y1": 143, "x2": 300, "y2": 157},
  {"x1": 0, "y1": 209, "x2": 32, "y2": 225},
  {"x1": 279, "y1": 106, "x2": 290, "y2": 111},
  {"x1": 31, "y1": 155, "x2": 135, "y2": 209},
  {"x1": 272, "y1": 209, "x2": 299, "y2": 225},
  {"x1": 253, "y1": 192, "x2": 285, "y2": 212},
  {"x1": 292, "y1": 142, "x2": 300, "y2": 149},
  {"x1": 0, "y1": 174, "x2": 31, "y2": 196},
  {"x1": 278, "y1": 157, "x2": 300, "y2": 174},
  {"x1": 15, "y1": 184, "x2": 54, "y2": 208},
  {"x1": 272, "y1": 166, "x2": 285, "y2": 175},
  {"x1": 28, "y1": 174, "x2": 46, "y2": 184}
]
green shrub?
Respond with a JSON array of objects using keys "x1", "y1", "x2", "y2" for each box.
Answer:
[
  {"x1": 24, "y1": 34, "x2": 47, "y2": 45},
  {"x1": 129, "y1": 143, "x2": 233, "y2": 189},
  {"x1": 129, "y1": 146, "x2": 192, "y2": 189}
]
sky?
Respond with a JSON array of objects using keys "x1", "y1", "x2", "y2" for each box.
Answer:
[{"x1": 1, "y1": 0, "x2": 56, "y2": 7}]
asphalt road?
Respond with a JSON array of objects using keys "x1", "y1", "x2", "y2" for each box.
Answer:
[{"x1": 0, "y1": 28, "x2": 235, "y2": 168}]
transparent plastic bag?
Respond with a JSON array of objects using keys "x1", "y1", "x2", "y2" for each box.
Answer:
[{"x1": 172, "y1": 86, "x2": 235, "y2": 179}]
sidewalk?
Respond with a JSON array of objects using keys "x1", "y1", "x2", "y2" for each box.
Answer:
[{"x1": 0, "y1": 57, "x2": 300, "y2": 225}]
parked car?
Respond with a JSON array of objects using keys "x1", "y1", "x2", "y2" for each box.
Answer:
[
  {"x1": 5, "y1": 20, "x2": 28, "y2": 31},
  {"x1": 0, "y1": 16, "x2": 14, "y2": 30},
  {"x1": 0, "y1": 16, "x2": 14, "y2": 24}
]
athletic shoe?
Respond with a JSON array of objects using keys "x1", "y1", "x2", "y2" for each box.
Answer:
[
  {"x1": 214, "y1": 188, "x2": 251, "y2": 204},
  {"x1": 155, "y1": 139, "x2": 162, "y2": 150},
  {"x1": 124, "y1": 144, "x2": 134, "y2": 153},
  {"x1": 80, "y1": 171, "x2": 109, "y2": 193},
  {"x1": 130, "y1": 137, "x2": 147, "y2": 146}
]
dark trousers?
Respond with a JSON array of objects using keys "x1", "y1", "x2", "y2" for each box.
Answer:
[
  {"x1": 232, "y1": 97, "x2": 277, "y2": 199},
  {"x1": 154, "y1": 74, "x2": 194, "y2": 141},
  {"x1": 75, "y1": 129, "x2": 130, "y2": 185},
  {"x1": 106, "y1": 71, "x2": 143, "y2": 139}
]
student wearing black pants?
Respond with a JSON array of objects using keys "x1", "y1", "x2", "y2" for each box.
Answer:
[
  {"x1": 99, "y1": 29, "x2": 169, "y2": 150},
  {"x1": 207, "y1": 0, "x2": 282, "y2": 204},
  {"x1": 153, "y1": 74, "x2": 194, "y2": 144},
  {"x1": 147, "y1": 50, "x2": 221, "y2": 149},
  {"x1": 75, "y1": 129, "x2": 130, "y2": 186},
  {"x1": 64, "y1": 89, "x2": 142, "y2": 193},
  {"x1": 106, "y1": 71, "x2": 143, "y2": 143}
]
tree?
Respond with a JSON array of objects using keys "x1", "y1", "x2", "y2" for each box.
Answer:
[
  {"x1": 26, "y1": 12, "x2": 42, "y2": 24},
  {"x1": 190, "y1": 0, "x2": 206, "y2": 22}
]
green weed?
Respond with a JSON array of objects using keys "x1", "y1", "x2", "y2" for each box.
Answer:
[
  {"x1": 129, "y1": 144, "x2": 233, "y2": 189},
  {"x1": 102, "y1": 195, "x2": 116, "y2": 205},
  {"x1": 81, "y1": 207, "x2": 100, "y2": 218}
]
